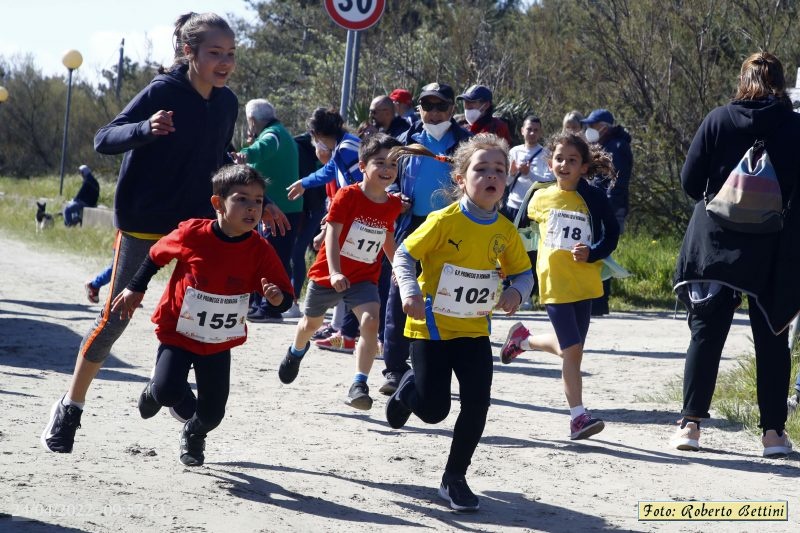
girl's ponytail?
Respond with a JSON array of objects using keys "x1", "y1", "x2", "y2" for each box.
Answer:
[
  {"x1": 587, "y1": 145, "x2": 616, "y2": 182},
  {"x1": 387, "y1": 144, "x2": 452, "y2": 163}
]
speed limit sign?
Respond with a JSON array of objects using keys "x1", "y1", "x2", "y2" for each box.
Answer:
[{"x1": 324, "y1": 0, "x2": 386, "y2": 31}]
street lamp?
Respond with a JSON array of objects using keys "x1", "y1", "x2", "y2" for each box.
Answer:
[{"x1": 58, "y1": 49, "x2": 83, "y2": 196}]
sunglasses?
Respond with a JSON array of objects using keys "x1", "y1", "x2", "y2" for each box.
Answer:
[{"x1": 420, "y1": 101, "x2": 451, "y2": 112}]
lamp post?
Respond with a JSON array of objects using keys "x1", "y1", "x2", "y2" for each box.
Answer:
[{"x1": 58, "y1": 49, "x2": 83, "y2": 196}]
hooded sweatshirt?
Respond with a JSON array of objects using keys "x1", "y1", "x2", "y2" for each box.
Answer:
[
  {"x1": 675, "y1": 97, "x2": 800, "y2": 332},
  {"x1": 94, "y1": 66, "x2": 238, "y2": 235}
]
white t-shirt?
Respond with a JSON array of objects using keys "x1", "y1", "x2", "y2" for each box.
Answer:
[{"x1": 506, "y1": 144, "x2": 554, "y2": 210}]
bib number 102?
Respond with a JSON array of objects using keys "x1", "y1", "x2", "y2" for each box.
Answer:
[
  {"x1": 196, "y1": 312, "x2": 238, "y2": 329},
  {"x1": 453, "y1": 287, "x2": 489, "y2": 304}
]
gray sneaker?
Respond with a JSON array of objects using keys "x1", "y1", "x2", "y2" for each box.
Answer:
[{"x1": 345, "y1": 382, "x2": 373, "y2": 410}]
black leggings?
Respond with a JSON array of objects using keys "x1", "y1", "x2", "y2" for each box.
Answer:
[
  {"x1": 682, "y1": 296, "x2": 790, "y2": 432},
  {"x1": 151, "y1": 344, "x2": 231, "y2": 437},
  {"x1": 399, "y1": 337, "x2": 493, "y2": 476}
]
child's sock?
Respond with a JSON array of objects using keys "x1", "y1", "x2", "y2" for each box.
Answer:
[
  {"x1": 62, "y1": 395, "x2": 85, "y2": 410},
  {"x1": 521, "y1": 338, "x2": 533, "y2": 351},
  {"x1": 569, "y1": 405, "x2": 586, "y2": 420},
  {"x1": 354, "y1": 372, "x2": 368, "y2": 383},
  {"x1": 290, "y1": 343, "x2": 309, "y2": 359}
]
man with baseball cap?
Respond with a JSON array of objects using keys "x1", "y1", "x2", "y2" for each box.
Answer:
[
  {"x1": 456, "y1": 84, "x2": 512, "y2": 143},
  {"x1": 581, "y1": 108, "x2": 633, "y2": 315},
  {"x1": 390, "y1": 88, "x2": 418, "y2": 124},
  {"x1": 379, "y1": 82, "x2": 472, "y2": 395}
]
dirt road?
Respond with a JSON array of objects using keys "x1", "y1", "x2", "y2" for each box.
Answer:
[{"x1": 0, "y1": 235, "x2": 796, "y2": 532}]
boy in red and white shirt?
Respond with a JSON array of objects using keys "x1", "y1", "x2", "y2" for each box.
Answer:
[
  {"x1": 111, "y1": 165, "x2": 293, "y2": 466},
  {"x1": 279, "y1": 134, "x2": 403, "y2": 410}
]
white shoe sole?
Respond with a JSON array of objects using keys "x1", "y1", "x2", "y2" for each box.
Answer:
[
  {"x1": 40, "y1": 398, "x2": 62, "y2": 452},
  {"x1": 438, "y1": 484, "x2": 479, "y2": 512},
  {"x1": 763, "y1": 445, "x2": 792, "y2": 458},
  {"x1": 672, "y1": 438, "x2": 699, "y2": 451}
]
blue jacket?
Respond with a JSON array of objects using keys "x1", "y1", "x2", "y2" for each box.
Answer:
[
  {"x1": 299, "y1": 132, "x2": 362, "y2": 189},
  {"x1": 94, "y1": 66, "x2": 238, "y2": 234},
  {"x1": 392, "y1": 119, "x2": 472, "y2": 239}
]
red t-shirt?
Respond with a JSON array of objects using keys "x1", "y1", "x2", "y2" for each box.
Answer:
[
  {"x1": 308, "y1": 184, "x2": 402, "y2": 287},
  {"x1": 149, "y1": 219, "x2": 293, "y2": 355}
]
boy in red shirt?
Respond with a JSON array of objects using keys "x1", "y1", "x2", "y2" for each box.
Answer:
[
  {"x1": 279, "y1": 134, "x2": 403, "y2": 410},
  {"x1": 110, "y1": 165, "x2": 293, "y2": 466}
]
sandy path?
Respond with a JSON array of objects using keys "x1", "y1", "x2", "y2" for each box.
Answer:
[{"x1": 0, "y1": 235, "x2": 796, "y2": 532}]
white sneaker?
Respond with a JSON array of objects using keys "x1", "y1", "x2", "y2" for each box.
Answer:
[{"x1": 282, "y1": 301, "x2": 302, "y2": 319}]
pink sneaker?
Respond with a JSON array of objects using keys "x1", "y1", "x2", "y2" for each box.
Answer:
[
  {"x1": 569, "y1": 412, "x2": 604, "y2": 440},
  {"x1": 671, "y1": 420, "x2": 700, "y2": 451},
  {"x1": 500, "y1": 322, "x2": 530, "y2": 364},
  {"x1": 762, "y1": 429, "x2": 792, "y2": 458},
  {"x1": 84, "y1": 281, "x2": 99, "y2": 304},
  {"x1": 314, "y1": 332, "x2": 356, "y2": 354}
]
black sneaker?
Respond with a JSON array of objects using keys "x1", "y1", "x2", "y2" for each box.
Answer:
[
  {"x1": 137, "y1": 382, "x2": 162, "y2": 419},
  {"x1": 379, "y1": 371, "x2": 404, "y2": 396},
  {"x1": 179, "y1": 422, "x2": 206, "y2": 467},
  {"x1": 41, "y1": 397, "x2": 83, "y2": 453},
  {"x1": 345, "y1": 382, "x2": 373, "y2": 410},
  {"x1": 439, "y1": 473, "x2": 480, "y2": 512},
  {"x1": 278, "y1": 344, "x2": 307, "y2": 384},
  {"x1": 169, "y1": 382, "x2": 197, "y2": 423},
  {"x1": 385, "y1": 369, "x2": 414, "y2": 429}
]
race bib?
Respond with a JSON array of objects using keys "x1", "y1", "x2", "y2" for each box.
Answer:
[
  {"x1": 432, "y1": 263, "x2": 499, "y2": 318},
  {"x1": 340, "y1": 221, "x2": 386, "y2": 263},
  {"x1": 543, "y1": 209, "x2": 592, "y2": 251},
  {"x1": 176, "y1": 287, "x2": 249, "y2": 344}
]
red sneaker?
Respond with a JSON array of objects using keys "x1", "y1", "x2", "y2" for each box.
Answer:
[
  {"x1": 315, "y1": 332, "x2": 356, "y2": 354},
  {"x1": 84, "y1": 281, "x2": 99, "y2": 304}
]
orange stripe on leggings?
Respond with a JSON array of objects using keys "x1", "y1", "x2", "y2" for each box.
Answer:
[{"x1": 79, "y1": 230, "x2": 123, "y2": 358}]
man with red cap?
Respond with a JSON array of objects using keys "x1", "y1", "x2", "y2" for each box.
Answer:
[
  {"x1": 390, "y1": 88, "x2": 418, "y2": 125},
  {"x1": 456, "y1": 84, "x2": 512, "y2": 144}
]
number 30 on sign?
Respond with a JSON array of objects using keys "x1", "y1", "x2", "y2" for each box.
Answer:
[{"x1": 324, "y1": 0, "x2": 386, "y2": 31}]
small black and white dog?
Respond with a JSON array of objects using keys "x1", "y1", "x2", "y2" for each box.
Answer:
[{"x1": 35, "y1": 201, "x2": 55, "y2": 232}]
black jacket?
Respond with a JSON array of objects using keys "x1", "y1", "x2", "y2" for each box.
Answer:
[
  {"x1": 94, "y1": 66, "x2": 238, "y2": 234},
  {"x1": 674, "y1": 97, "x2": 800, "y2": 333},
  {"x1": 593, "y1": 125, "x2": 633, "y2": 214}
]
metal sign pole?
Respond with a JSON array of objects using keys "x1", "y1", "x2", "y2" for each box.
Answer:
[
  {"x1": 349, "y1": 30, "x2": 361, "y2": 109},
  {"x1": 339, "y1": 30, "x2": 355, "y2": 119}
]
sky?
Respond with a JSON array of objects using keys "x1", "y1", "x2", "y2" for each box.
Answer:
[{"x1": 0, "y1": 0, "x2": 257, "y2": 86}]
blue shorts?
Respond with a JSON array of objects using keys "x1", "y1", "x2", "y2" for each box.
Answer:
[
  {"x1": 545, "y1": 300, "x2": 592, "y2": 350},
  {"x1": 303, "y1": 280, "x2": 379, "y2": 318}
]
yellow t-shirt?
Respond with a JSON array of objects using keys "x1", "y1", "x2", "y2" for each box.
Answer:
[
  {"x1": 403, "y1": 201, "x2": 532, "y2": 340},
  {"x1": 528, "y1": 186, "x2": 603, "y2": 304}
]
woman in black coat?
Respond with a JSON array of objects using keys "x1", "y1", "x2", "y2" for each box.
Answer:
[{"x1": 671, "y1": 52, "x2": 800, "y2": 457}]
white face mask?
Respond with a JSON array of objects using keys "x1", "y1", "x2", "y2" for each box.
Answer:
[
  {"x1": 423, "y1": 121, "x2": 451, "y2": 141},
  {"x1": 584, "y1": 127, "x2": 600, "y2": 143},
  {"x1": 464, "y1": 108, "x2": 483, "y2": 125},
  {"x1": 315, "y1": 140, "x2": 332, "y2": 153}
]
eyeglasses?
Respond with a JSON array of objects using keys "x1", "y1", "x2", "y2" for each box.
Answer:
[{"x1": 420, "y1": 101, "x2": 451, "y2": 112}]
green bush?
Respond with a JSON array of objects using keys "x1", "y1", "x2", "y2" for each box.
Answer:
[{"x1": 609, "y1": 232, "x2": 681, "y2": 311}]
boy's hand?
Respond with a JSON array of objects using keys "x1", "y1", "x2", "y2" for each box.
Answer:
[
  {"x1": 330, "y1": 272, "x2": 350, "y2": 293},
  {"x1": 312, "y1": 227, "x2": 326, "y2": 251},
  {"x1": 262, "y1": 203, "x2": 290, "y2": 236},
  {"x1": 402, "y1": 295, "x2": 425, "y2": 320},
  {"x1": 229, "y1": 152, "x2": 248, "y2": 164},
  {"x1": 261, "y1": 278, "x2": 284, "y2": 306},
  {"x1": 286, "y1": 180, "x2": 305, "y2": 201},
  {"x1": 110, "y1": 289, "x2": 144, "y2": 320},
  {"x1": 571, "y1": 243, "x2": 589, "y2": 262},
  {"x1": 496, "y1": 288, "x2": 522, "y2": 315}
]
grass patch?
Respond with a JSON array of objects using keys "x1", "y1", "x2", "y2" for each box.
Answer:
[
  {"x1": 609, "y1": 232, "x2": 681, "y2": 311},
  {"x1": 0, "y1": 175, "x2": 117, "y2": 263}
]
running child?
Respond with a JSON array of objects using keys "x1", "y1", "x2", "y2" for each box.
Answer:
[
  {"x1": 278, "y1": 133, "x2": 403, "y2": 410},
  {"x1": 384, "y1": 133, "x2": 533, "y2": 512},
  {"x1": 500, "y1": 131, "x2": 619, "y2": 440},
  {"x1": 109, "y1": 164, "x2": 293, "y2": 466}
]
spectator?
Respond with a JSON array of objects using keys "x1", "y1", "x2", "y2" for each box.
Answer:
[
  {"x1": 236, "y1": 99, "x2": 301, "y2": 321},
  {"x1": 390, "y1": 88, "x2": 417, "y2": 124},
  {"x1": 581, "y1": 108, "x2": 633, "y2": 316},
  {"x1": 670, "y1": 51, "x2": 800, "y2": 458},
  {"x1": 456, "y1": 84, "x2": 512, "y2": 144},
  {"x1": 369, "y1": 95, "x2": 410, "y2": 139},
  {"x1": 562, "y1": 110, "x2": 584, "y2": 134},
  {"x1": 380, "y1": 82, "x2": 472, "y2": 395},
  {"x1": 63, "y1": 165, "x2": 100, "y2": 226}
]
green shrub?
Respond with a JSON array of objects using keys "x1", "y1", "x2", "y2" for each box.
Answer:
[{"x1": 609, "y1": 232, "x2": 681, "y2": 311}]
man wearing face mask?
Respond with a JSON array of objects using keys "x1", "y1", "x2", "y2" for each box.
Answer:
[
  {"x1": 456, "y1": 84, "x2": 512, "y2": 144},
  {"x1": 581, "y1": 108, "x2": 633, "y2": 316},
  {"x1": 379, "y1": 82, "x2": 472, "y2": 395}
]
